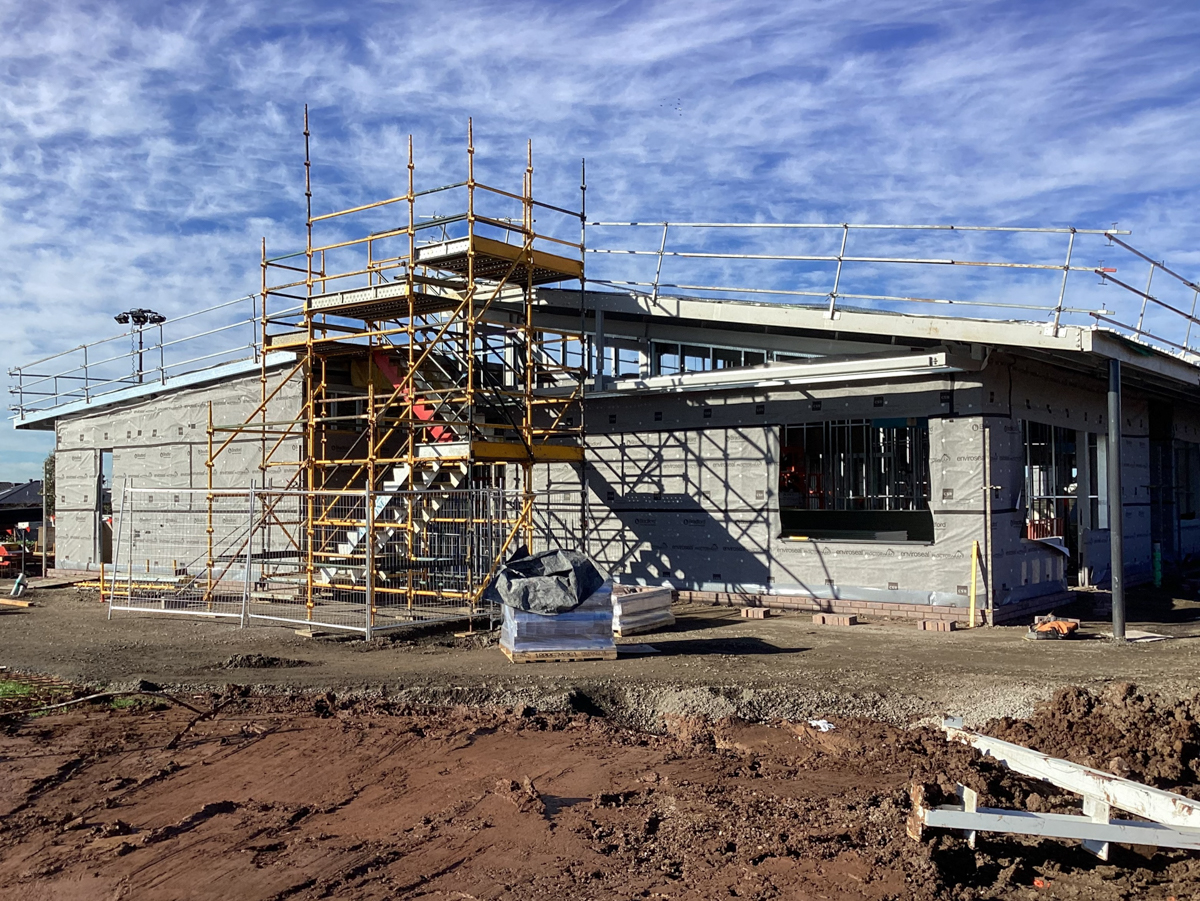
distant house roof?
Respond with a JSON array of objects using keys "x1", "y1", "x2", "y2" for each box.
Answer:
[{"x1": 0, "y1": 480, "x2": 43, "y2": 508}]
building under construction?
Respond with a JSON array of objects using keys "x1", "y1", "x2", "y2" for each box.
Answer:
[{"x1": 10, "y1": 128, "x2": 1200, "y2": 633}]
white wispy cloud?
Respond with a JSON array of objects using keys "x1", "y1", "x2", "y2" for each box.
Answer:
[{"x1": 2, "y1": 0, "x2": 1198, "y2": 477}]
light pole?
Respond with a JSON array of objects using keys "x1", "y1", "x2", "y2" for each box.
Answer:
[{"x1": 114, "y1": 309, "x2": 166, "y2": 383}]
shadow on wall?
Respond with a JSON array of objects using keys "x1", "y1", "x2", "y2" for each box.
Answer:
[{"x1": 584, "y1": 426, "x2": 773, "y2": 591}]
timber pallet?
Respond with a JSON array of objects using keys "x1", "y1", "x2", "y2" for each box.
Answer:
[{"x1": 501, "y1": 646, "x2": 618, "y2": 664}]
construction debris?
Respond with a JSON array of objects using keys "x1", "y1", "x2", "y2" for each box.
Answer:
[
  {"x1": 908, "y1": 716, "x2": 1200, "y2": 860},
  {"x1": 1117, "y1": 629, "x2": 1172, "y2": 642},
  {"x1": 1025, "y1": 613, "x2": 1080, "y2": 640},
  {"x1": 740, "y1": 606, "x2": 772, "y2": 620}
]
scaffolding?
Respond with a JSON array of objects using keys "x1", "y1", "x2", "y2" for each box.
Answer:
[{"x1": 202, "y1": 114, "x2": 588, "y2": 634}]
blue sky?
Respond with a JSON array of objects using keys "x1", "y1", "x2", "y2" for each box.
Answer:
[{"x1": 2, "y1": 0, "x2": 1199, "y2": 480}]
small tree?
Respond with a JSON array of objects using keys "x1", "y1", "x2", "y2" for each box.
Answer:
[{"x1": 42, "y1": 452, "x2": 55, "y2": 518}]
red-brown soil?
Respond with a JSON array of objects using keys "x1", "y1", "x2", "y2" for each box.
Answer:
[{"x1": 2, "y1": 684, "x2": 1200, "y2": 900}]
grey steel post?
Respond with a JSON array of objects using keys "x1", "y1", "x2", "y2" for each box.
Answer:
[
  {"x1": 983, "y1": 424, "x2": 994, "y2": 622},
  {"x1": 827, "y1": 224, "x2": 849, "y2": 319},
  {"x1": 651, "y1": 223, "x2": 669, "y2": 304},
  {"x1": 1135, "y1": 261, "x2": 1156, "y2": 334},
  {"x1": 1107, "y1": 359, "x2": 1125, "y2": 640},
  {"x1": 1186, "y1": 289, "x2": 1198, "y2": 353},
  {"x1": 242, "y1": 484, "x2": 254, "y2": 628},
  {"x1": 593, "y1": 306, "x2": 605, "y2": 390},
  {"x1": 1051, "y1": 228, "x2": 1075, "y2": 334},
  {"x1": 578, "y1": 160, "x2": 589, "y2": 547}
]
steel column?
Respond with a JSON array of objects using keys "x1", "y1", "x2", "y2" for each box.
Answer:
[{"x1": 1107, "y1": 358, "x2": 1125, "y2": 640}]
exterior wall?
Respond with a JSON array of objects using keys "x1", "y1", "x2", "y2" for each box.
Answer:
[
  {"x1": 54, "y1": 368, "x2": 302, "y2": 571},
  {"x1": 576, "y1": 373, "x2": 1000, "y2": 610},
  {"x1": 568, "y1": 352, "x2": 1197, "y2": 614},
  {"x1": 54, "y1": 447, "x2": 102, "y2": 569}
]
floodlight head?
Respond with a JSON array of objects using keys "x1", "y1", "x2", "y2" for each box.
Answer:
[
  {"x1": 114, "y1": 312, "x2": 130, "y2": 324},
  {"x1": 124, "y1": 308, "x2": 165, "y2": 326}
]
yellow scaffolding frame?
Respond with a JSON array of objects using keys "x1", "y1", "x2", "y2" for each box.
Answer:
[{"x1": 206, "y1": 110, "x2": 587, "y2": 632}]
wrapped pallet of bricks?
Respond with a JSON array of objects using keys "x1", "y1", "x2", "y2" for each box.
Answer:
[
  {"x1": 485, "y1": 548, "x2": 616, "y2": 663},
  {"x1": 612, "y1": 585, "x2": 675, "y2": 637}
]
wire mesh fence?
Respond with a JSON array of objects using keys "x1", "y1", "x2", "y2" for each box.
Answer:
[
  {"x1": 107, "y1": 484, "x2": 585, "y2": 637},
  {"x1": 106, "y1": 486, "x2": 251, "y2": 621}
]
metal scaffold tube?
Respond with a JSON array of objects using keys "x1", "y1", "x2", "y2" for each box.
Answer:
[{"x1": 197, "y1": 110, "x2": 587, "y2": 636}]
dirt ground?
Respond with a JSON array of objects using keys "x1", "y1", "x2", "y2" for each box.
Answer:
[
  {"x1": 2, "y1": 585, "x2": 1200, "y2": 899},
  {"x1": 2, "y1": 586, "x2": 1200, "y2": 727},
  {"x1": 3, "y1": 685, "x2": 1200, "y2": 900}
]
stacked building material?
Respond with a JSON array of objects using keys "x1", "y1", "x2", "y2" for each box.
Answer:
[
  {"x1": 611, "y1": 585, "x2": 674, "y2": 637},
  {"x1": 500, "y1": 583, "x2": 615, "y2": 662},
  {"x1": 487, "y1": 549, "x2": 616, "y2": 663}
]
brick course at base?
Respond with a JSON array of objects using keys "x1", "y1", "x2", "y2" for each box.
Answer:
[{"x1": 673, "y1": 588, "x2": 1076, "y2": 627}]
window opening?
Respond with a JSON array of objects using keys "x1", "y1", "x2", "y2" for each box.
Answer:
[
  {"x1": 682, "y1": 344, "x2": 712, "y2": 373},
  {"x1": 1177, "y1": 442, "x2": 1200, "y2": 521},
  {"x1": 1087, "y1": 432, "x2": 1105, "y2": 526},
  {"x1": 615, "y1": 347, "x2": 641, "y2": 379},
  {"x1": 712, "y1": 347, "x2": 741, "y2": 370},
  {"x1": 653, "y1": 342, "x2": 681, "y2": 376},
  {"x1": 1023, "y1": 422, "x2": 1078, "y2": 540},
  {"x1": 649, "y1": 341, "x2": 819, "y2": 377},
  {"x1": 778, "y1": 419, "x2": 932, "y2": 541},
  {"x1": 98, "y1": 449, "x2": 114, "y2": 565}
]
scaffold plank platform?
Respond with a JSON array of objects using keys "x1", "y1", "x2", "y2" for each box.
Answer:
[
  {"x1": 307, "y1": 281, "x2": 463, "y2": 321},
  {"x1": 415, "y1": 234, "x2": 583, "y2": 285},
  {"x1": 473, "y1": 440, "x2": 584, "y2": 463},
  {"x1": 264, "y1": 331, "x2": 371, "y2": 356}
]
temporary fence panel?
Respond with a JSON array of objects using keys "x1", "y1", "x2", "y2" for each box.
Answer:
[
  {"x1": 108, "y1": 485, "x2": 585, "y2": 637},
  {"x1": 107, "y1": 486, "x2": 251, "y2": 621}
]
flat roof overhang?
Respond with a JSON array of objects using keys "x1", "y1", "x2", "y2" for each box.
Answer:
[
  {"x1": 517, "y1": 289, "x2": 1200, "y2": 400},
  {"x1": 11, "y1": 352, "x2": 300, "y2": 431}
]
